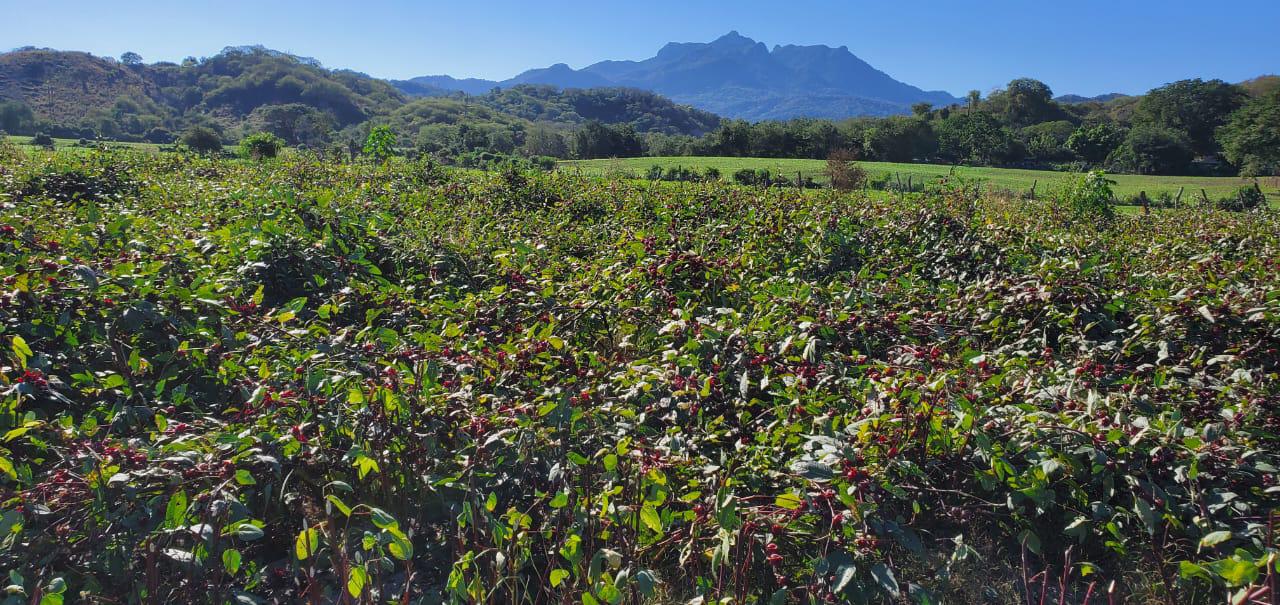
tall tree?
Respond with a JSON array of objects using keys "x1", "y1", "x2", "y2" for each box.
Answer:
[
  {"x1": 936, "y1": 112, "x2": 1016, "y2": 165},
  {"x1": 989, "y1": 78, "x2": 1059, "y2": 127},
  {"x1": 1066, "y1": 123, "x2": 1124, "y2": 165},
  {"x1": 1106, "y1": 125, "x2": 1193, "y2": 175},
  {"x1": 966, "y1": 90, "x2": 981, "y2": 113},
  {"x1": 1135, "y1": 79, "x2": 1245, "y2": 156},
  {"x1": 1218, "y1": 89, "x2": 1280, "y2": 176}
]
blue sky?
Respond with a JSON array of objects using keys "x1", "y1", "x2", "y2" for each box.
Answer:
[{"x1": 3, "y1": 0, "x2": 1277, "y2": 97}]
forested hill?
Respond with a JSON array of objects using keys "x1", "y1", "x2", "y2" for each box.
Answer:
[{"x1": 0, "y1": 46, "x2": 720, "y2": 146}]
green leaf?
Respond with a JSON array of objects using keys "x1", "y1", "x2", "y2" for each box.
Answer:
[
  {"x1": 790, "y1": 460, "x2": 834, "y2": 481},
  {"x1": 326, "y1": 480, "x2": 354, "y2": 493},
  {"x1": 295, "y1": 527, "x2": 320, "y2": 560},
  {"x1": 640, "y1": 506, "x2": 662, "y2": 533},
  {"x1": 326, "y1": 495, "x2": 352, "y2": 517},
  {"x1": 11, "y1": 335, "x2": 31, "y2": 369},
  {"x1": 164, "y1": 491, "x2": 188, "y2": 529},
  {"x1": 369, "y1": 507, "x2": 398, "y2": 529},
  {"x1": 1200, "y1": 530, "x2": 1232, "y2": 549},
  {"x1": 1020, "y1": 529, "x2": 1042, "y2": 555},
  {"x1": 1179, "y1": 560, "x2": 1211, "y2": 581},
  {"x1": 0, "y1": 456, "x2": 17, "y2": 480},
  {"x1": 871, "y1": 562, "x2": 899, "y2": 598},
  {"x1": 222, "y1": 549, "x2": 241, "y2": 575},
  {"x1": 635, "y1": 570, "x2": 657, "y2": 597},
  {"x1": 234, "y1": 469, "x2": 256, "y2": 485},
  {"x1": 1134, "y1": 497, "x2": 1159, "y2": 536},
  {"x1": 774, "y1": 493, "x2": 803, "y2": 510},
  {"x1": 549, "y1": 491, "x2": 570, "y2": 508},
  {"x1": 1210, "y1": 557, "x2": 1259, "y2": 587},
  {"x1": 385, "y1": 528, "x2": 413, "y2": 560},
  {"x1": 347, "y1": 566, "x2": 368, "y2": 598},
  {"x1": 550, "y1": 568, "x2": 570, "y2": 587},
  {"x1": 354, "y1": 455, "x2": 379, "y2": 479},
  {"x1": 833, "y1": 562, "x2": 858, "y2": 594},
  {"x1": 234, "y1": 523, "x2": 264, "y2": 541}
]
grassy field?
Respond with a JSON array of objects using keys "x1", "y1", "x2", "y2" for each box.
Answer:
[
  {"x1": 562, "y1": 156, "x2": 1280, "y2": 201},
  {"x1": 4, "y1": 135, "x2": 236, "y2": 155},
  {"x1": 5, "y1": 134, "x2": 168, "y2": 152}
]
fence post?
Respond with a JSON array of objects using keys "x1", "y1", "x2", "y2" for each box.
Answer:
[
  {"x1": 1030, "y1": 179, "x2": 1037, "y2": 200},
  {"x1": 1175, "y1": 186, "x2": 1184, "y2": 207}
]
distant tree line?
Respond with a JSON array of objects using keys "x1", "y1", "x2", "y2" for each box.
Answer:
[{"x1": 548, "y1": 77, "x2": 1279, "y2": 176}]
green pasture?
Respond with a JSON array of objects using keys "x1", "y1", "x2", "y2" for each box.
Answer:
[{"x1": 562, "y1": 156, "x2": 1279, "y2": 202}]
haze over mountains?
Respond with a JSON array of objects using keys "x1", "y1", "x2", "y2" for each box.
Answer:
[{"x1": 394, "y1": 32, "x2": 961, "y2": 120}]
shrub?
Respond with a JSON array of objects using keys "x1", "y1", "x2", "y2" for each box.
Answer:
[
  {"x1": 362, "y1": 125, "x2": 397, "y2": 163},
  {"x1": 733, "y1": 168, "x2": 758, "y2": 186},
  {"x1": 825, "y1": 149, "x2": 868, "y2": 191},
  {"x1": 30, "y1": 132, "x2": 54, "y2": 149},
  {"x1": 702, "y1": 166, "x2": 721, "y2": 181},
  {"x1": 1216, "y1": 184, "x2": 1268, "y2": 211},
  {"x1": 180, "y1": 127, "x2": 223, "y2": 155},
  {"x1": 17, "y1": 162, "x2": 136, "y2": 204},
  {"x1": 1056, "y1": 170, "x2": 1115, "y2": 223},
  {"x1": 143, "y1": 128, "x2": 174, "y2": 144},
  {"x1": 529, "y1": 156, "x2": 557, "y2": 171},
  {"x1": 239, "y1": 132, "x2": 284, "y2": 161}
]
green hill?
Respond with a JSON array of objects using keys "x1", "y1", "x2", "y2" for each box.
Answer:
[{"x1": 0, "y1": 48, "x2": 724, "y2": 150}]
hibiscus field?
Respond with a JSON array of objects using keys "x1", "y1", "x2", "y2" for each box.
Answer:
[{"x1": 1, "y1": 145, "x2": 1278, "y2": 604}]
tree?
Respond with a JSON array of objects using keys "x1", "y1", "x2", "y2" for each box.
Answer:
[
  {"x1": 1020, "y1": 121, "x2": 1076, "y2": 163},
  {"x1": 522, "y1": 125, "x2": 568, "y2": 158},
  {"x1": 120, "y1": 52, "x2": 143, "y2": 66},
  {"x1": 1218, "y1": 89, "x2": 1280, "y2": 176},
  {"x1": 570, "y1": 121, "x2": 642, "y2": 159},
  {"x1": 966, "y1": 90, "x2": 981, "y2": 113},
  {"x1": 1066, "y1": 123, "x2": 1124, "y2": 165},
  {"x1": 936, "y1": 112, "x2": 1015, "y2": 165},
  {"x1": 1106, "y1": 125, "x2": 1193, "y2": 175},
  {"x1": 240, "y1": 132, "x2": 285, "y2": 160},
  {"x1": 862, "y1": 117, "x2": 935, "y2": 163},
  {"x1": 362, "y1": 125, "x2": 397, "y2": 162},
  {"x1": 988, "y1": 78, "x2": 1060, "y2": 127},
  {"x1": 246, "y1": 104, "x2": 335, "y2": 147},
  {"x1": 180, "y1": 126, "x2": 223, "y2": 155},
  {"x1": 0, "y1": 100, "x2": 35, "y2": 135},
  {"x1": 1135, "y1": 79, "x2": 1245, "y2": 156},
  {"x1": 911, "y1": 103, "x2": 933, "y2": 117}
]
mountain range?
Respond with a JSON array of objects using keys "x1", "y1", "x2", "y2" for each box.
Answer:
[{"x1": 393, "y1": 32, "x2": 961, "y2": 120}]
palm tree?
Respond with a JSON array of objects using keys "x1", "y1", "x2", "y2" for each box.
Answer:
[{"x1": 967, "y1": 90, "x2": 981, "y2": 113}]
